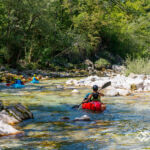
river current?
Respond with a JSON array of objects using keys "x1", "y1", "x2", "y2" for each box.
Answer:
[{"x1": 0, "y1": 79, "x2": 150, "y2": 150}]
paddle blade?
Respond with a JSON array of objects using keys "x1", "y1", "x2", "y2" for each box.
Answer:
[
  {"x1": 72, "y1": 105, "x2": 80, "y2": 109},
  {"x1": 101, "y1": 81, "x2": 111, "y2": 90}
]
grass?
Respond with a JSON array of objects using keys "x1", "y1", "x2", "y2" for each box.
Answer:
[{"x1": 125, "y1": 57, "x2": 150, "y2": 75}]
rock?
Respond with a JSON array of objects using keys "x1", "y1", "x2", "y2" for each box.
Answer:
[
  {"x1": 131, "y1": 84, "x2": 137, "y2": 91},
  {"x1": 84, "y1": 59, "x2": 94, "y2": 68},
  {"x1": 61, "y1": 117, "x2": 70, "y2": 120},
  {"x1": 84, "y1": 59, "x2": 94, "y2": 74},
  {"x1": 66, "y1": 79, "x2": 78, "y2": 86},
  {"x1": 128, "y1": 73, "x2": 138, "y2": 79},
  {"x1": 74, "y1": 115, "x2": 91, "y2": 121},
  {"x1": 86, "y1": 76, "x2": 100, "y2": 82},
  {"x1": 0, "y1": 120, "x2": 23, "y2": 136},
  {"x1": 5, "y1": 103, "x2": 33, "y2": 122},
  {"x1": 72, "y1": 89, "x2": 80, "y2": 93},
  {"x1": 143, "y1": 85, "x2": 150, "y2": 91},
  {"x1": 0, "y1": 110, "x2": 19, "y2": 124},
  {"x1": 15, "y1": 103, "x2": 33, "y2": 119},
  {"x1": 117, "y1": 89, "x2": 130, "y2": 96},
  {"x1": 112, "y1": 65, "x2": 125, "y2": 73},
  {"x1": 56, "y1": 85, "x2": 64, "y2": 89},
  {"x1": 104, "y1": 87, "x2": 119, "y2": 96}
]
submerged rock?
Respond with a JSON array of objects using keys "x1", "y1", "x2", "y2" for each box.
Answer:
[
  {"x1": 56, "y1": 85, "x2": 64, "y2": 89},
  {"x1": 0, "y1": 100, "x2": 4, "y2": 111},
  {"x1": 61, "y1": 117, "x2": 70, "y2": 121},
  {"x1": 74, "y1": 115, "x2": 91, "y2": 121}
]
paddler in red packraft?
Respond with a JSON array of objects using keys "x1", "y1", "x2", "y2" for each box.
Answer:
[{"x1": 82, "y1": 85, "x2": 106, "y2": 112}]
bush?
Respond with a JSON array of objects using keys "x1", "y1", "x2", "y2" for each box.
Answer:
[
  {"x1": 94, "y1": 58, "x2": 111, "y2": 70},
  {"x1": 125, "y1": 57, "x2": 150, "y2": 75}
]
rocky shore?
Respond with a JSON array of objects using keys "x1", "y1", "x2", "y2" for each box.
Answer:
[
  {"x1": 0, "y1": 101, "x2": 33, "y2": 136},
  {"x1": 66, "y1": 74, "x2": 150, "y2": 96}
]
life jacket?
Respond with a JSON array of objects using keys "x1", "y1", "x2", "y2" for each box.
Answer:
[{"x1": 91, "y1": 92, "x2": 100, "y2": 101}]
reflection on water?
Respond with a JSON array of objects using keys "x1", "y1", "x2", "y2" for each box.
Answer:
[{"x1": 0, "y1": 79, "x2": 150, "y2": 149}]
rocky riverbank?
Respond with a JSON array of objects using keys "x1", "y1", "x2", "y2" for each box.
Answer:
[
  {"x1": 0, "y1": 64, "x2": 125, "y2": 81},
  {"x1": 66, "y1": 74, "x2": 150, "y2": 96},
  {"x1": 0, "y1": 101, "x2": 33, "y2": 136}
]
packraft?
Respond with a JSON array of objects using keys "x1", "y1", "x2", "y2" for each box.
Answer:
[
  {"x1": 30, "y1": 77, "x2": 39, "y2": 84},
  {"x1": 11, "y1": 79, "x2": 25, "y2": 88},
  {"x1": 82, "y1": 101, "x2": 104, "y2": 111}
]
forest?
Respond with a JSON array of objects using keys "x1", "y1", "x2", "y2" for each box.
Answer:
[{"x1": 0, "y1": 0, "x2": 150, "y2": 70}]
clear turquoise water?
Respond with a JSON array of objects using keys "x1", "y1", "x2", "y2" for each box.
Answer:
[{"x1": 0, "y1": 79, "x2": 150, "y2": 150}]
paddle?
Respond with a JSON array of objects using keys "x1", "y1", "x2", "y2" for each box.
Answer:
[{"x1": 72, "y1": 81, "x2": 111, "y2": 109}]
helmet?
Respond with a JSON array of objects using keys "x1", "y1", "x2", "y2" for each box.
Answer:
[{"x1": 93, "y1": 85, "x2": 98, "y2": 91}]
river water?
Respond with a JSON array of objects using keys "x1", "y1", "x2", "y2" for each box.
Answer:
[{"x1": 0, "y1": 79, "x2": 150, "y2": 150}]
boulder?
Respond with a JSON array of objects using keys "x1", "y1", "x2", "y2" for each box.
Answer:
[
  {"x1": 117, "y1": 89, "x2": 131, "y2": 96},
  {"x1": 0, "y1": 110, "x2": 19, "y2": 124},
  {"x1": 112, "y1": 65, "x2": 125, "y2": 72},
  {"x1": 5, "y1": 103, "x2": 33, "y2": 122},
  {"x1": 0, "y1": 121, "x2": 23, "y2": 136},
  {"x1": 84, "y1": 59, "x2": 94, "y2": 68},
  {"x1": 104, "y1": 87, "x2": 119, "y2": 96},
  {"x1": 143, "y1": 86, "x2": 150, "y2": 91},
  {"x1": 74, "y1": 115, "x2": 91, "y2": 121},
  {"x1": 72, "y1": 89, "x2": 80, "y2": 94},
  {"x1": 66, "y1": 79, "x2": 78, "y2": 86},
  {"x1": 15, "y1": 103, "x2": 33, "y2": 119}
]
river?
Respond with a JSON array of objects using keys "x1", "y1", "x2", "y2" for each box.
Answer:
[{"x1": 0, "y1": 78, "x2": 150, "y2": 149}]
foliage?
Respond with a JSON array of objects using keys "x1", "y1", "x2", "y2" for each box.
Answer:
[
  {"x1": 95, "y1": 58, "x2": 110, "y2": 69},
  {"x1": 0, "y1": 0, "x2": 150, "y2": 68},
  {"x1": 125, "y1": 57, "x2": 150, "y2": 75}
]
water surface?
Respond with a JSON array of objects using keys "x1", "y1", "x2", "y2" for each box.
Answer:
[{"x1": 0, "y1": 79, "x2": 150, "y2": 150}]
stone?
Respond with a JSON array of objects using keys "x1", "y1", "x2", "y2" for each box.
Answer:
[
  {"x1": 61, "y1": 117, "x2": 70, "y2": 120},
  {"x1": 72, "y1": 89, "x2": 80, "y2": 93},
  {"x1": 112, "y1": 65, "x2": 125, "y2": 72},
  {"x1": 5, "y1": 103, "x2": 33, "y2": 122},
  {"x1": 15, "y1": 103, "x2": 33, "y2": 119},
  {"x1": 0, "y1": 110, "x2": 19, "y2": 124},
  {"x1": 117, "y1": 89, "x2": 130, "y2": 96},
  {"x1": 0, "y1": 121, "x2": 23, "y2": 136},
  {"x1": 74, "y1": 115, "x2": 91, "y2": 121},
  {"x1": 56, "y1": 85, "x2": 64, "y2": 89},
  {"x1": 84, "y1": 59, "x2": 94, "y2": 67},
  {"x1": 66, "y1": 79, "x2": 78, "y2": 86},
  {"x1": 104, "y1": 87, "x2": 119, "y2": 96}
]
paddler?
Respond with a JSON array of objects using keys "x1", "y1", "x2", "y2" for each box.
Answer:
[
  {"x1": 82, "y1": 85, "x2": 106, "y2": 111},
  {"x1": 83, "y1": 85, "x2": 104, "y2": 103}
]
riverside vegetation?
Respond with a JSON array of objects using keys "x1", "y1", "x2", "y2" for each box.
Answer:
[{"x1": 0, "y1": 0, "x2": 150, "y2": 73}]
